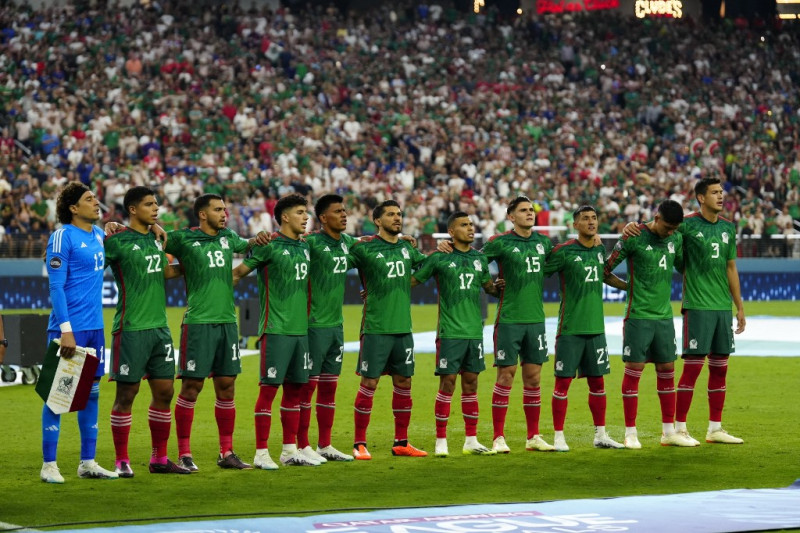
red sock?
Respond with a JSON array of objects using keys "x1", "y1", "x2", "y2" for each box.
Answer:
[
  {"x1": 462, "y1": 392, "x2": 479, "y2": 437},
  {"x1": 110, "y1": 410, "x2": 131, "y2": 462},
  {"x1": 215, "y1": 398, "x2": 236, "y2": 456},
  {"x1": 656, "y1": 370, "x2": 676, "y2": 423},
  {"x1": 316, "y1": 374, "x2": 338, "y2": 448},
  {"x1": 280, "y1": 383, "x2": 302, "y2": 446},
  {"x1": 353, "y1": 384, "x2": 375, "y2": 444},
  {"x1": 491, "y1": 383, "x2": 511, "y2": 439},
  {"x1": 148, "y1": 407, "x2": 171, "y2": 461},
  {"x1": 621, "y1": 368, "x2": 642, "y2": 427},
  {"x1": 297, "y1": 377, "x2": 318, "y2": 449},
  {"x1": 676, "y1": 358, "x2": 705, "y2": 423},
  {"x1": 392, "y1": 386, "x2": 412, "y2": 442},
  {"x1": 434, "y1": 390, "x2": 453, "y2": 439},
  {"x1": 174, "y1": 395, "x2": 195, "y2": 457},
  {"x1": 552, "y1": 377, "x2": 572, "y2": 431},
  {"x1": 707, "y1": 357, "x2": 728, "y2": 422},
  {"x1": 522, "y1": 387, "x2": 541, "y2": 438},
  {"x1": 255, "y1": 385, "x2": 278, "y2": 449},
  {"x1": 587, "y1": 376, "x2": 606, "y2": 426}
]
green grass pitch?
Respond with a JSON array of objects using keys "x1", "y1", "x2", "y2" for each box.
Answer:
[{"x1": 0, "y1": 302, "x2": 798, "y2": 530}]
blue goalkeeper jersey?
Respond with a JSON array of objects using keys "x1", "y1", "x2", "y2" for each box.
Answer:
[{"x1": 46, "y1": 224, "x2": 105, "y2": 333}]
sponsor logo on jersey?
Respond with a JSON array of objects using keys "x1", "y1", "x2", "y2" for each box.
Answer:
[
  {"x1": 721, "y1": 232, "x2": 729, "y2": 244},
  {"x1": 646, "y1": 245, "x2": 653, "y2": 251},
  {"x1": 689, "y1": 339, "x2": 698, "y2": 350},
  {"x1": 282, "y1": 249, "x2": 290, "y2": 256},
  {"x1": 597, "y1": 253, "x2": 604, "y2": 263},
  {"x1": 473, "y1": 259, "x2": 482, "y2": 271},
  {"x1": 376, "y1": 252, "x2": 384, "y2": 258},
  {"x1": 132, "y1": 244, "x2": 141, "y2": 251},
  {"x1": 220, "y1": 237, "x2": 229, "y2": 249},
  {"x1": 80, "y1": 242, "x2": 88, "y2": 248},
  {"x1": 120, "y1": 364, "x2": 129, "y2": 376},
  {"x1": 574, "y1": 256, "x2": 582, "y2": 262},
  {"x1": 512, "y1": 247, "x2": 520, "y2": 253},
  {"x1": 448, "y1": 262, "x2": 457, "y2": 269},
  {"x1": 323, "y1": 246, "x2": 331, "y2": 252},
  {"x1": 496, "y1": 350, "x2": 505, "y2": 361},
  {"x1": 268, "y1": 367, "x2": 277, "y2": 378},
  {"x1": 556, "y1": 361, "x2": 564, "y2": 371},
  {"x1": 360, "y1": 360, "x2": 368, "y2": 372},
  {"x1": 402, "y1": 248, "x2": 410, "y2": 259},
  {"x1": 49, "y1": 257, "x2": 62, "y2": 269},
  {"x1": 623, "y1": 346, "x2": 631, "y2": 356},
  {"x1": 695, "y1": 232, "x2": 704, "y2": 238},
  {"x1": 192, "y1": 241, "x2": 201, "y2": 247},
  {"x1": 537, "y1": 243, "x2": 545, "y2": 255},
  {"x1": 668, "y1": 242, "x2": 675, "y2": 254},
  {"x1": 187, "y1": 360, "x2": 196, "y2": 371},
  {"x1": 439, "y1": 358, "x2": 447, "y2": 368}
]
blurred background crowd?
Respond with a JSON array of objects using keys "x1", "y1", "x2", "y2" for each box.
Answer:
[{"x1": 1, "y1": 0, "x2": 798, "y2": 258}]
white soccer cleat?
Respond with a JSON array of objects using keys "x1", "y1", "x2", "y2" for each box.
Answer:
[
  {"x1": 41, "y1": 462, "x2": 64, "y2": 484},
  {"x1": 525, "y1": 435, "x2": 555, "y2": 452},
  {"x1": 706, "y1": 428, "x2": 744, "y2": 444},
  {"x1": 253, "y1": 449, "x2": 279, "y2": 470},
  {"x1": 593, "y1": 432, "x2": 625, "y2": 449},
  {"x1": 462, "y1": 441, "x2": 497, "y2": 456},
  {"x1": 316, "y1": 445, "x2": 354, "y2": 462},
  {"x1": 492, "y1": 436, "x2": 511, "y2": 454},
  {"x1": 661, "y1": 432, "x2": 697, "y2": 447},
  {"x1": 623, "y1": 433, "x2": 642, "y2": 450},
  {"x1": 77, "y1": 460, "x2": 119, "y2": 479},
  {"x1": 677, "y1": 429, "x2": 701, "y2": 446},
  {"x1": 299, "y1": 445, "x2": 328, "y2": 464},
  {"x1": 434, "y1": 438, "x2": 449, "y2": 458},
  {"x1": 280, "y1": 450, "x2": 320, "y2": 466},
  {"x1": 553, "y1": 434, "x2": 570, "y2": 452}
]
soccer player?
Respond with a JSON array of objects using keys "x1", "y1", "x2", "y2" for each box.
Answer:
[
  {"x1": 105, "y1": 186, "x2": 191, "y2": 476},
  {"x1": 545, "y1": 205, "x2": 626, "y2": 452},
  {"x1": 604, "y1": 200, "x2": 695, "y2": 449},
  {"x1": 411, "y1": 211, "x2": 500, "y2": 457},
  {"x1": 350, "y1": 200, "x2": 428, "y2": 460},
  {"x1": 298, "y1": 194, "x2": 358, "y2": 462},
  {"x1": 481, "y1": 196, "x2": 556, "y2": 453},
  {"x1": 41, "y1": 182, "x2": 118, "y2": 483},
  {"x1": 164, "y1": 193, "x2": 267, "y2": 471},
  {"x1": 232, "y1": 194, "x2": 318, "y2": 468}
]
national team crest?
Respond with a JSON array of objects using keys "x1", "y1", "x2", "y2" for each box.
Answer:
[
  {"x1": 341, "y1": 243, "x2": 348, "y2": 254},
  {"x1": 689, "y1": 339, "x2": 698, "y2": 350},
  {"x1": 668, "y1": 242, "x2": 675, "y2": 254},
  {"x1": 401, "y1": 248, "x2": 410, "y2": 259},
  {"x1": 96, "y1": 234, "x2": 104, "y2": 245},
  {"x1": 496, "y1": 350, "x2": 505, "y2": 361},
  {"x1": 555, "y1": 361, "x2": 564, "y2": 371},
  {"x1": 304, "y1": 249, "x2": 310, "y2": 261},
  {"x1": 614, "y1": 241, "x2": 623, "y2": 251},
  {"x1": 187, "y1": 360, "x2": 196, "y2": 371},
  {"x1": 120, "y1": 364, "x2": 130, "y2": 376},
  {"x1": 597, "y1": 252, "x2": 604, "y2": 264},
  {"x1": 623, "y1": 346, "x2": 631, "y2": 356},
  {"x1": 360, "y1": 361, "x2": 368, "y2": 372},
  {"x1": 439, "y1": 358, "x2": 447, "y2": 369},
  {"x1": 721, "y1": 232, "x2": 729, "y2": 244},
  {"x1": 537, "y1": 243, "x2": 545, "y2": 255},
  {"x1": 473, "y1": 259, "x2": 482, "y2": 272},
  {"x1": 268, "y1": 367, "x2": 277, "y2": 378},
  {"x1": 220, "y1": 237, "x2": 229, "y2": 249},
  {"x1": 155, "y1": 240, "x2": 163, "y2": 251}
]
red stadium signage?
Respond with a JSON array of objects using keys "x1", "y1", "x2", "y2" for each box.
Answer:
[{"x1": 536, "y1": 0, "x2": 620, "y2": 14}]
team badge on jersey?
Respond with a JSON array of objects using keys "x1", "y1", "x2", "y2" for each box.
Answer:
[
  {"x1": 402, "y1": 248, "x2": 410, "y2": 259},
  {"x1": 304, "y1": 249, "x2": 310, "y2": 261},
  {"x1": 268, "y1": 367, "x2": 277, "y2": 378},
  {"x1": 473, "y1": 259, "x2": 482, "y2": 271},
  {"x1": 623, "y1": 346, "x2": 631, "y2": 356},
  {"x1": 96, "y1": 234, "x2": 104, "y2": 246},
  {"x1": 187, "y1": 360, "x2": 196, "y2": 371},
  {"x1": 668, "y1": 242, "x2": 675, "y2": 253},
  {"x1": 556, "y1": 361, "x2": 564, "y2": 371},
  {"x1": 360, "y1": 361, "x2": 368, "y2": 372},
  {"x1": 341, "y1": 243, "x2": 348, "y2": 254},
  {"x1": 221, "y1": 237, "x2": 229, "y2": 249},
  {"x1": 439, "y1": 358, "x2": 447, "y2": 369},
  {"x1": 597, "y1": 253, "x2": 604, "y2": 264},
  {"x1": 155, "y1": 240, "x2": 163, "y2": 251},
  {"x1": 721, "y1": 232, "x2": 729, "y2": 244},
  {"x1": 120, "y1": 364, "x2": 130, "y2": 376},
  {"x1": 496, "y1": 350, "x2": 505, "y2": 361},
  {"x1": 537, "y1": 243, "x2": 545, "y2": 255},
  {"x1": 689, "y1": 339, "x2": 698, "y2": 350},
  {"x1": 614, "y1": 241, "x2": 623, "y2": 251}
]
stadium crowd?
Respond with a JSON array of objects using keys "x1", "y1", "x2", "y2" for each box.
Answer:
[{"x1": 0, "y1": 0, "x2": 798, "y2": 258}]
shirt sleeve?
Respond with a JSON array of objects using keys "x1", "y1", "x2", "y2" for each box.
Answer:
[
  {"x1": 411, "y1": 244, "x2": 427, "y2": 267},
  {"x1": 243, "y1": 244, "x2": 270, "y2": 270},
  {"x1": 164, "y1": 230, "x2": 180, "y2": 256},
  {"x1": 478, "y1": 254, "x2": 491, "y2": 286},
  {"x1": 47, "y1": 229, "x2": 71, "y2": 328},
  {"x1": 412, "y1": 253, "x2": 438, "y2": 284},
  {"x1": 230, "y1": 230, "x2": 251, "y2": 254},
  {"x1": 604, "y1": 236, "x2": 629, "y2": 276},
  {"x1": 543, "y1": 246, "x2": 563, "y2": 277},
  {"x1": 674, "y1": 234, "x2": 685, "y2": 272},
  {"x1": 481, "y1": 238, "x2": 498, "y2": 262}
]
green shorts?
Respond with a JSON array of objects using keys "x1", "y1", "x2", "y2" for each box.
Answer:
[
  {"x1": 357, "y1": 333, "x2": 414, "y2": 379},
  {"x1": 493, "y1": 322, "x2": 549, "y2": 367},
  {"x1": 110, "y1": 327, "x2": 175, "y2": 382},
  {"x1": 682, "y1": 309, "x2": 734, "y2": 356},
  {"x1": 554, "y1": 334, "x2": 610, "y2": 378},
  {"x1": 622, "y1": 318, "x2": 678, "y2": 364},
  {"x1": 436, "y1": 338, "x2": 486, "y2": 375},
  {"x1": 178, "y1": 323, "x2": 241, "y2": 379},
  {"x1": 308, "y1": 326, "x2": 345, "y2": 377},
  {"x1": 260, "y1": 334, "x2": 310, "y2": 385}
]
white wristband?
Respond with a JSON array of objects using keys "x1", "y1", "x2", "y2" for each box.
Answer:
[{"x1": 59, "y1": 322, "x2": 73, "y2": 333}]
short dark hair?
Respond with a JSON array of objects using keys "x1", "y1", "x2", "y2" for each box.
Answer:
[
  {"x1": 373, "y1": 200, "x2": 401, "y2": 221},
  {"x1": 275, "y1": 193, "x2": 308, "y2": 223},
  {"x1": 194, "y1": 193, "x2": 223, "y2": 217},
  {"x1": 657, "y1": 199, "x2": 684, "y2": 225},
  {"x1": 506, "y1": 196, "x2": 531, "y2": 215},
  {"x1": 56, "y1": 182, "x2": 91, "y2": 224},
  {"x1": 695, "y1": 177, "x2": 721, "y2": 197},
  {"x1": 447, "y1": 211, "x2": 470, "y2": 228},
  {"x1": 123, "y1": 186, "x2": 156, "y2": 215},
  {"x1": 573, "y1": 205, "x2": 597, "y2": 218},
  {"x1": 314, "y1": 194, "x2": 344, "y2": 221}
]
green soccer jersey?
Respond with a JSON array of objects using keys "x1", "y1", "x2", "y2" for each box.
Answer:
[
  {"x1": 349, "y1": 236, "x2": 427, "y2": 335},
  {"x1": 482, "y1": 230, "x2": 553, "y2": 324},
  {"x1": 545, "y1": 239, "x2": 606, "y2": 335},
  {"x1": 243, "y1": 233, "x2": 310, "y2": 336},
  {"x1": 104, "y1": 228, "x2": 169, "y2": 333},
  {"x1": 412, "y1": 248, "x2": 491, "y2": 339},
  {"x1": 306, "y1": 231, "x2": 358, "y2": 328},
  {"x1": 605, "y1": 224, "x2": 684, "y2": 320},
  {"x1": 165, "y1": 227, "x2": 249, "y2": 324},
  {"x1": 679, "y1": 213, "x2": 737, "y2": 311}
]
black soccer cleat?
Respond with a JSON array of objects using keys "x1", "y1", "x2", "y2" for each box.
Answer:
[
  {"x1": 217, "y1": 451, "x2": 253, "y2": 470},
  {"x1": 150, "y1": 459, "x2": 192, "y2": 474}
]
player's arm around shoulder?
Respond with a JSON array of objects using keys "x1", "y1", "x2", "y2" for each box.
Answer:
[
  {"x1": 411, "y1": 251, "x2": 440, "y2": 287},
  {"x1": 233, "y1": 243, "x2": 270, "y2": 284}
]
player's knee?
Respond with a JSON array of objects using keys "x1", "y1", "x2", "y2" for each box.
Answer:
[{"x1": 439, "y1": 375, "x2": 457, "y2": 394}]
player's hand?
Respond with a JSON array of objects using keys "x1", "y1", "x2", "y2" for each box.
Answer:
[
  {"x1": 622, "y1": 222, "x2": 641, "y2": 237},
  {"x1": 59, "y1": 332, "x2": 77, "y2": 359},
  {"x1": 150, "y1": 224, "x2": 168, "y2": 246},
  {"x1": 437, "y1": 240, "x2": 454, "y2": 254},
  {"x1": 400, "y1": 235, "x2": 418, "y2": 248},
  {"x1": 253, "y1": 231, "x2": 271, "y2": 246},
  {"x1": 104, "y1": 221, "x2": 125, "y2": 236},
  {"x1": 493, "y1": 278, "x2": 505, "y2": 292},
  {"x1": 735, "y1": 309, "x2": 746, "y2": 334},
  {"x1": 359, "y1": 289, "x2": 367, "y2": 302},
  {"x1": 593, "y1": 234, "x2": 603, "y2": 246}
]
